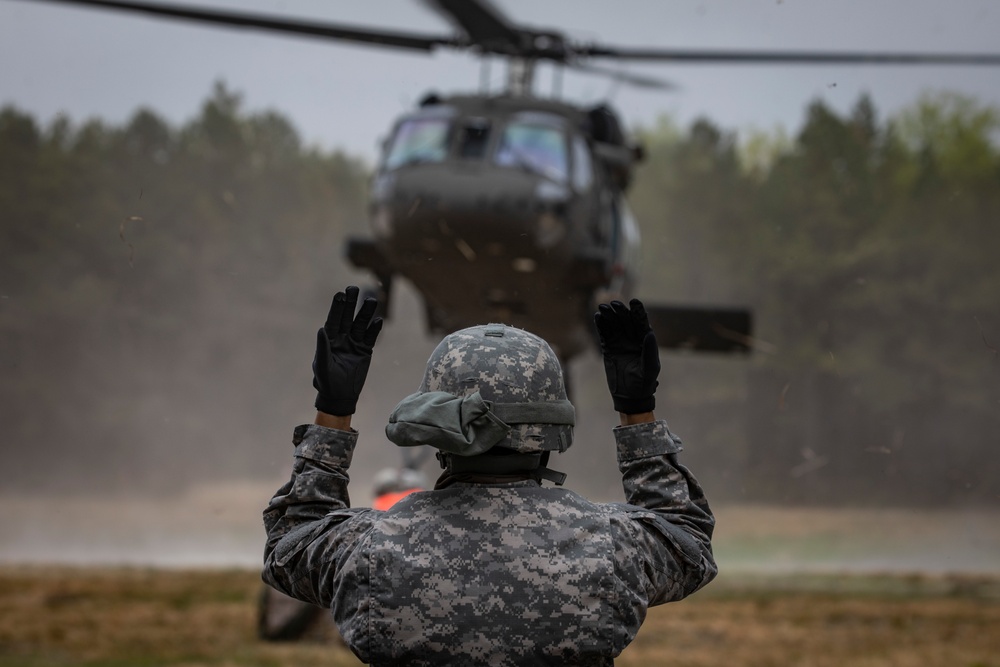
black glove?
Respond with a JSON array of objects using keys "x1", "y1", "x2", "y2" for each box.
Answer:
[
  {"x1": 313, "y1": 286, "x2": 384, "y2": 416},
  {"x1": 594, "y1": 299, "x2": 660, "y2": 414}
]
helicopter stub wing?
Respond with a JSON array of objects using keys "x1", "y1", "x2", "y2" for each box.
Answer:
[{"x1": 644, "y1": 304, "x2": 753, "y2": 354}]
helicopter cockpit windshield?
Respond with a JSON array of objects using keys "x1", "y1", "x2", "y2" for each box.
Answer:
[
  {"x1": 381, "y1": 108, "x2": 571, "y2": 184},
  {"x1": 495, "y1": 114, "x2": 568, "y2": 183},
  {"x1": 384, "y1": 112, "x2": 453, "y2": 169}
]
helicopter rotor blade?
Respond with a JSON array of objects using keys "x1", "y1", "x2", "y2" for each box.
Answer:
[
  {"x1": 574, "y1": 45, "x2": 1000, "y2": 67},
  {"x1": 19, "y1": 0, "x2": 463, "y2": 53},
  {"x1": 14, "y1": 0, "x2": 1000, "y2": 96},
  {"x1": 568, "y1": 62, "x2": 676, "y2": 90},
  {"x1": 423, "y1": 0, "x2": 578, "y2": 62},
  {"x1": 21, "y1": 0, "x2": 1000, "y2": 70},
  {"x1": 421, "y1": 0, "x2": 521, "y2": 51}
]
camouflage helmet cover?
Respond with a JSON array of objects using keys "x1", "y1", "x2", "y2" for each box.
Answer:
[{"x1": 418, "y1": 323, "x2": 573, "y2": 454}]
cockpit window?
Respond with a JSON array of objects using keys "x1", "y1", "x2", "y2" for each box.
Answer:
[
  {"x1": 384, "y1": 117, "x2": 450, "y2": 169},
  {"x1": 495, "y1": 123, "x2": 568, "y2": 182}
]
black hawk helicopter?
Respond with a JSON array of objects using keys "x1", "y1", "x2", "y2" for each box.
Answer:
[{"x1": 15, "y1": 0, "x2": 1000, "y2": 365}]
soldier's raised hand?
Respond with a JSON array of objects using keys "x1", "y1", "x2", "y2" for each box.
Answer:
[
  {"x1": 594, "y1": 299, "x2": 660, "y2": 415},
  {"x1": 313, "y1": 286, "x2": 383, "y2": 416}
]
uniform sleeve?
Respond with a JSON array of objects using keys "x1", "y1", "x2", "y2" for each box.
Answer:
[
  {"x1": 261, "y1": 423, "x2": 376, "y2": 616},
  {"x1": 610, "y1": 419, "x2": 717, "y2": 609}
]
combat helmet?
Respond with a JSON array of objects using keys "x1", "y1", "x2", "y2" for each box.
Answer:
[{"x1": 385, "y1": 324, "x2": 574, "y2": 483}]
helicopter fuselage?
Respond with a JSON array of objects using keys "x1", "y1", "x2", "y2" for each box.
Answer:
[{"x1": 348, "y1": 94, "x2": 640, "y2": 360}]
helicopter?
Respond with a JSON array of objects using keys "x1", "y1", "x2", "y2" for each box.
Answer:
[
  {"x1": 345, "y1": 89, "x2": 749, "y2": 365},
  {"x1": 12, "y1": 0, "x2": 1000, "y2": 367}
]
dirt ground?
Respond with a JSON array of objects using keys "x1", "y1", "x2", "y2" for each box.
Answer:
[{"x1": 1, "y1": 567, "x2": 998, "y2": 667}]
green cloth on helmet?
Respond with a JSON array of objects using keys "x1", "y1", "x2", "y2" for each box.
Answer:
[
  {"x1": 386, "y1": 391, "x2": 511, "y2": 456},
  {"x1": 489, "y1": 400, "x2": 575, "y2": 427},
  {"x1": 385, "y1": 390, "x2": 577, "y2": 456}
]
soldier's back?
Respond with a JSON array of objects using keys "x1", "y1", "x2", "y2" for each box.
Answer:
[{"x1": 358, "y1": 481, "x2": 618, "y2": 666}]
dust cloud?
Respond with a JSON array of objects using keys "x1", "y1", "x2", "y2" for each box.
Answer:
[{"x1": 1, "y1": 261, "x2": 998, "y2": 572}]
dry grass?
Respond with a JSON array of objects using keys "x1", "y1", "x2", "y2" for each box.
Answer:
[
  {"x1": 0, "y1": 567, "x2": 357, "y2": 667},
  {"x1": 0, "y1": 567, "x2": 997, "y2": 667},
  {"x1": 627, "y1": 575, "x2": 1000, "y2": 667}
]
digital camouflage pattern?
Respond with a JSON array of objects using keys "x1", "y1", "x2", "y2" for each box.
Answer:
[
  {"x1": 263, "y1": 419, "x2": 717, "y2": 666},
  {"x1": 416, "y1": 323, "x2": 573, "y2": 454},
  {"x1": 419, "y1": 324, "x2": 566, "y2": 402}
]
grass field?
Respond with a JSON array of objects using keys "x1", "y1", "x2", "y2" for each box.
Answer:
[{"x1": 1, "y1": 567, "x2": 998, "y2": 667}]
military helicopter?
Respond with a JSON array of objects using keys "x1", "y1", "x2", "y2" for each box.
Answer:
[{"x1": 15, "y1": 0, "x2": 1000, "y2": 368}]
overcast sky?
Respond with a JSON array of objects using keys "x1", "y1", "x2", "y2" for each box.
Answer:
[{"x1": 1, "y1": 0, "x2": 999, "y2": 163}]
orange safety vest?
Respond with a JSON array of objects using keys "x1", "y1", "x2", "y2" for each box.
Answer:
[{"x1": 373, "y1": 488, "x2": 422, "y2": 511}]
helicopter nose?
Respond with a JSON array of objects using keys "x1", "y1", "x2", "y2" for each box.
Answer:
[{"x1": 384, "y1": 164, "x2": 570, "y2": 243}]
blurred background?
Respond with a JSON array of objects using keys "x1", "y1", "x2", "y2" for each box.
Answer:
[{"x1": 0, "y1": 0, "x2": 998, "y2": 573}]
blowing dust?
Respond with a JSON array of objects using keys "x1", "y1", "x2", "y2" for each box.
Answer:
[{"x1": 2, "y1": 282, "x2": 998, "y2": 573}]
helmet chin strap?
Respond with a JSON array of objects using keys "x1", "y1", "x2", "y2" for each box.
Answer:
[{"x1": 437, "y1": 451, "x2": 567, "y2": 486}]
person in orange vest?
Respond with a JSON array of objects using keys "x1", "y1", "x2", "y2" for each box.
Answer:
[{"x1": 371, "y1": 467, "x2": 427, "y2": 511}]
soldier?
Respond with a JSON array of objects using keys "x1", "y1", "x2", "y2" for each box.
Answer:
[{"x1": 263, "y1": 286, "x2": 717, "y2": 666}]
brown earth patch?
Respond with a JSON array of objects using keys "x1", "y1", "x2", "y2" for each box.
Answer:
[{"x1": 1, "y1": 567, "x2": 998, "y2": 666}]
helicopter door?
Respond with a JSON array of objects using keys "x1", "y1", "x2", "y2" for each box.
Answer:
[
  {"x1": 592, "y1": 192, "x2": 639, "y2": 298},
  {"x1": 613, "y1": 197, "x2": 641, "y2": 296},
  {"x1": 570, "y1": 135, "x2": 594, "y2": 193}
]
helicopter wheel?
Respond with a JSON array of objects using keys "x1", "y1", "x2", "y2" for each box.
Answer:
[{"x1": 256, "y1": 584, "x2": 325, "y2": 642}]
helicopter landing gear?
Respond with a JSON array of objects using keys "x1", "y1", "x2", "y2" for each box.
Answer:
[{"x1": 256, "y1": 585, "x2": 326, "y2": 642}]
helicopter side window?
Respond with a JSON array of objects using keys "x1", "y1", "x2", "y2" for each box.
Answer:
[
  {"x1": 384, "y1": 118, "x2": 451, "y2": 169},
  {"x1": 495, "y1": 123, "x2": 568, "y2": 182},
  {"x1": 571, "y1": 136, "x2": 593, "y2": 192}
]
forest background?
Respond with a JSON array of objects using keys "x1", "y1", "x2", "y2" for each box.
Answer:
[{"x1": 1, "y1": 84, "x2": 998, "y2": 508}]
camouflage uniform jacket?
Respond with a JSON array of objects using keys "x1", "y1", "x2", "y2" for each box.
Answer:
[{"x1": 262, "y1": 419, "x2": 716, "y2": 666}]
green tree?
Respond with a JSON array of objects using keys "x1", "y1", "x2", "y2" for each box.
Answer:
[{"x1": 0, "y1": 84, "x2": 369, "y2": 494}]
